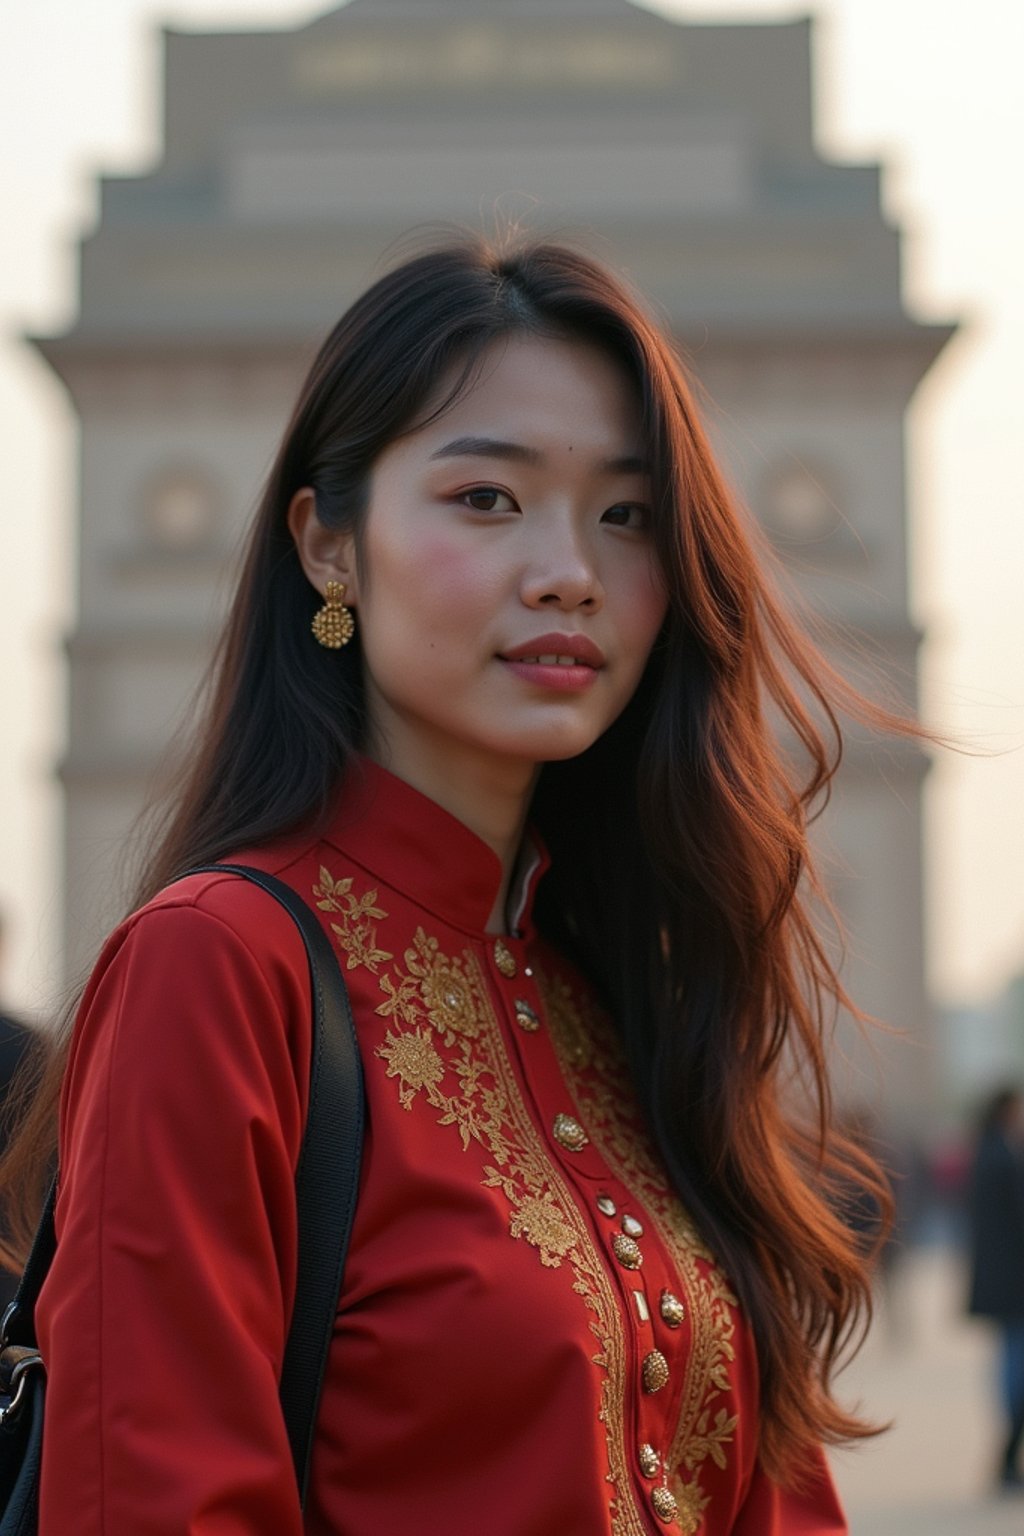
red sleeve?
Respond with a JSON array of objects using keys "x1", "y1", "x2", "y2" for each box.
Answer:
[
  {"x1": 731, "y1": 1444, "x2": 848, "y2": 1534},
  {"x1": 37, "y1": 879, "x2": 312, "y2": 1536}
]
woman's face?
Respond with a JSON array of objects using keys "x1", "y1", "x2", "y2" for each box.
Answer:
[{"x1": 345, "y1": 333, "x2": 668, "y2": 783}]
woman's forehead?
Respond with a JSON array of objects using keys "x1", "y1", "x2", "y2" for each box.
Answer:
[{"x1": 409, "y1": 333, "x2": 643, "y2": 461}]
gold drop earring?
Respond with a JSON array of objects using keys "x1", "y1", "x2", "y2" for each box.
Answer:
[{"x1": 311, "y1": 580, "x2": 355, "y2": 649}]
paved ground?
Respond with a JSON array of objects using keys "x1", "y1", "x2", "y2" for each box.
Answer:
[{"x1": 828, "y1": 1244, "x2": 1024, "y2": 1535}]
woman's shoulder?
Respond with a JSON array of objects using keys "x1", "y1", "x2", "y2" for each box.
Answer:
[
  {"x1": 119, "y1": 867, "x2": 303, "y2": 962},
  {"x1": 66, "y1": 861, "x2": 320, "y2": 1135},
  {"x1": 84, "y1": 854, "x2": 324, "y2": 1047},
  {"x1": 78, "y1": 826, "x2": 362, "y2": 1063},
  {"x1": 117, "y1": 819, "x2": 335, "y2": 951}
]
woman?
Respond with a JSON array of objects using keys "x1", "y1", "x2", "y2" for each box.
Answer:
[{"x1": 3, "y1": 237, "x2": 908, "y2": 1533}]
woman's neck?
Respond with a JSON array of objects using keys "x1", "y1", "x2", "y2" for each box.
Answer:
[{"x1": 362, "y1": 733, "x2": 538, "y2": 935}]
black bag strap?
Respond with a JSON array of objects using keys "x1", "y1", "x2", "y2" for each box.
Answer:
[
  {"x1": 0, "y1": 1186, "x2": 56, "y2": 1349},
  {"x1": 183, "y1": 864, "x2": 366, "y2": 1503},
  {"x1": 1, "y1": 863, "x2": 365, "y2": 1511}
]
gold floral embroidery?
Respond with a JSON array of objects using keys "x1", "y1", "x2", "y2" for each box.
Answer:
[
  {"x1": 675, "y1": 1478, "x2": 711, "y2": 1533},
  {"x1": 542, "y1": 970, "x2": 740, "y2": 1536},
  {"x1": 507, "y1": 1192, "x2": 578, "y2": 1263},
  {"x1": 377, "y1": 1027, "x2": 445, "y2": 1108},
  {"x1": 314, "y1": 866, "x2": 392, "y2": 972},
  {"x1": 378, "y1": 929, "x2": 489, "y2": 1044},
  {"x1": 317, "y1": 873, "x2": 650, "y2": 1536}
]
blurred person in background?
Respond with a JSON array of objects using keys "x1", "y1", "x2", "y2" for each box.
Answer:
[{"x1": 966, "y1": 1083, "x2": 1024, "y2": 1492}]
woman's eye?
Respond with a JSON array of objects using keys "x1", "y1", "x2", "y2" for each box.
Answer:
[
  {"x1": 602, "y1": 502, "x2": 649, "y2": 530},
  {"x1": 461, "y1": 486, "x2": 516, "y2": 513}
]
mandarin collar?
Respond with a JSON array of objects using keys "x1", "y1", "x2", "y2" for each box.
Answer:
[{"x1": 323, "y1": 757, "x2": 549, "y2": 940}]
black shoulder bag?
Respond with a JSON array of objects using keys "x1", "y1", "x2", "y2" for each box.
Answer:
[{"x1": 0, "y1": 865, "x2": 365, "y2": 1534}]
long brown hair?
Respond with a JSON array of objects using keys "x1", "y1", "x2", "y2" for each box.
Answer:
[{"x1": 4, "y1": 234, "x2": 926, "y2": 1479}]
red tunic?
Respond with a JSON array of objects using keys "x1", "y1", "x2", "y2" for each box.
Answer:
[{"x1": 37, "y1": 759, "x2": 847, "y2": 1534}]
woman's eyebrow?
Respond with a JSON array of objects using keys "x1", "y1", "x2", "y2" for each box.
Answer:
[
  {"x1": 604, "y1": 453, "x2": 647, "y2": 476},
  {"x1": 430, "y1": 436, "x2": 541, "y2": 464},
  {"x1": 429, "y1": 436, "x2": 647, "y2": 475}
]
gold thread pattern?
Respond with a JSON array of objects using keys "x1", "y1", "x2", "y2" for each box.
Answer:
[
  {"x1": 541, "y1": 969, "x2": 740, "y2": 1535},
  {"x1": 314, "y1": 866, "x2": 393, "y2": 973},
  {"x1": 315, "y1": 870, "x2": 651, "y2": 1536}
]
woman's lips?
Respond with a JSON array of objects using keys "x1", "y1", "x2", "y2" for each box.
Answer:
[
  {"x1": 499, "y1": 656, "x2": 600, "y2": 692},
  {"x1": 499, "y1": 634, "x2": 605, "y2": 692},
  {"x1": 500, "y1": 634, "x2": 606, "y2": 666}
]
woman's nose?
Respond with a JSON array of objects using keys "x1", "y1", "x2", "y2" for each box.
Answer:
[{"x1": 519, "y1": 525, "x2": 604, "y2": 612}]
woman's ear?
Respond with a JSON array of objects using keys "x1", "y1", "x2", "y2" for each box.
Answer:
[{"x1": 287, "y1": 488, "x2": 360, "y2": 602}]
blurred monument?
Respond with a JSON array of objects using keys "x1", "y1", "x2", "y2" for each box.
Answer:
[{"x1": 34, "y1": 0, "x2": 953, "y2": 1129}]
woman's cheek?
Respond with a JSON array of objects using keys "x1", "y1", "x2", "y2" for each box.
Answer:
[
  {"x1": 401, "y1": 530, "x2": 503, "y2": 616},
  {"x1": 626, "y1": 558, "x2": 669, "y2": 643}
]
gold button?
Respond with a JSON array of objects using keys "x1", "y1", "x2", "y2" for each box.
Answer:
[
  {"x1": 642, "y1": 1349, "x2": 670, "y2": 1393},
  {"x1": 493, "y1": 939, "x2": 517, "y2": 978},
  {"x1": 621, "y1": 1213, "x2": 644, "y2": 1238},
  {"x1": 638, "y1": 1443, "x2": 660, "y2": 1479},
  {"x1": 612, "y1": 1233, "x2": 643, "y2": 1269},
  {"x1": 659, "y1": 1290, "x2": 685, "y2": 1328},
  {"x1": 514, "y1": 999, "x2": 540, "y2": 1032},
  {"x1": 652, "y1": 1486, "x2": 679, "y2": 1523},
  {"x1": 552, "y1": 1113, "x2": 588, "y2": 1151},
  {"x1": 596, "y1": 1194, "x2": 617, "y2": 1217}
]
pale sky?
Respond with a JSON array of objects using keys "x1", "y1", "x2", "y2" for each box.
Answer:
[{"x1": 1, "y1": 0, "x2": 1022, "y2": 1013}]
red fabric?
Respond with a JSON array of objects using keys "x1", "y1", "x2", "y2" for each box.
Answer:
[{"x1": 37, "y1": 759, "x2": 847, "y2": 1534}]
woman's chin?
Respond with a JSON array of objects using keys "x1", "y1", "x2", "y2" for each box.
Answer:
[{"x1": 489, "y1": 724, "x2": 604, "y2": 765}]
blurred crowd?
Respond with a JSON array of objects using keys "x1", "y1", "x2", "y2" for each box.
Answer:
[{"x1": 838, "y1": 1085, "x2": 1024, "y2": 1497}]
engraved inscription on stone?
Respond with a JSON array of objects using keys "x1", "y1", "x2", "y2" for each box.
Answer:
[{"x1": 295, "y1": 29, "x2": 682, "y2": 94}]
